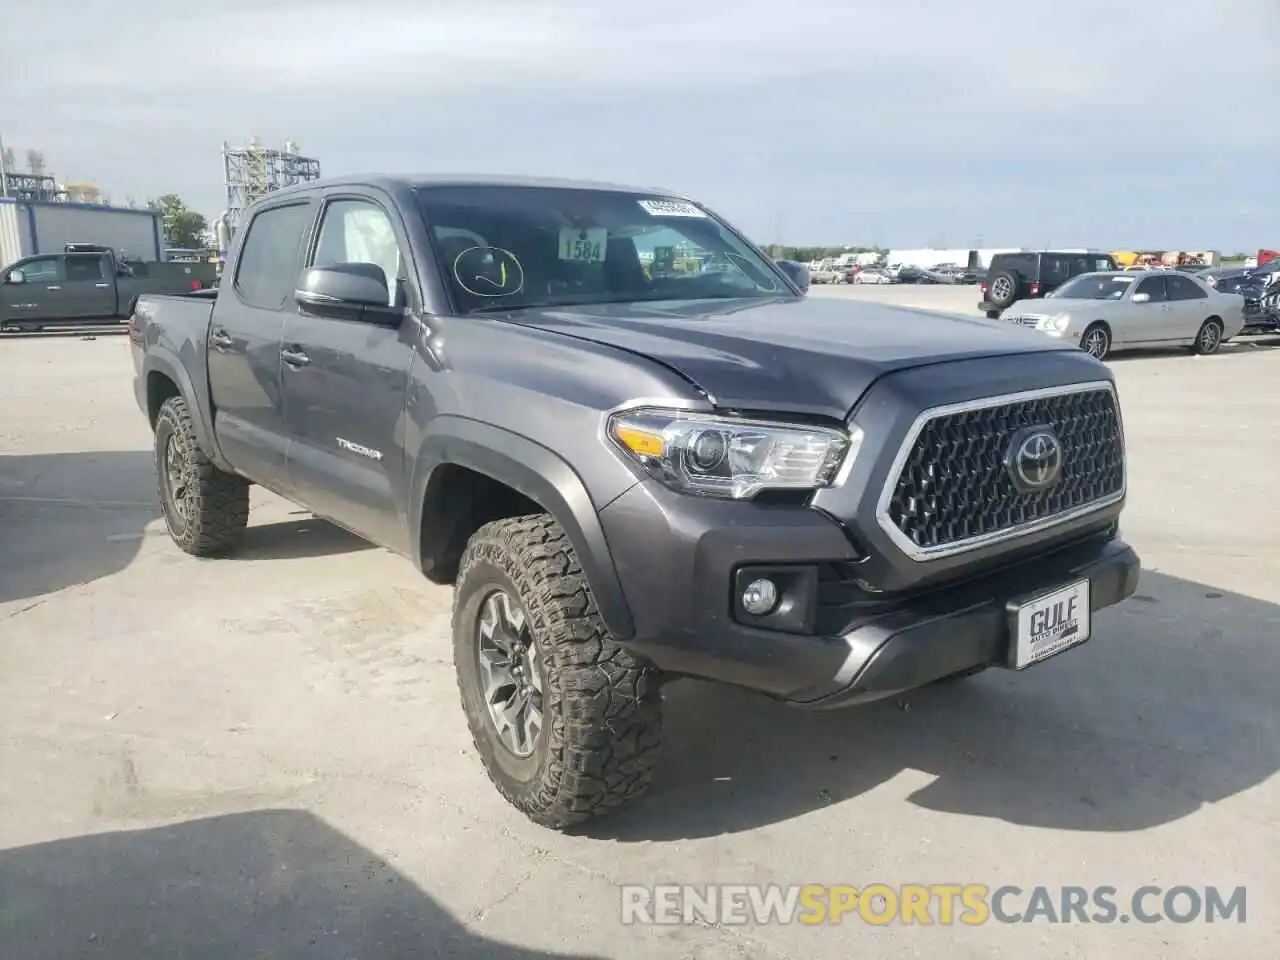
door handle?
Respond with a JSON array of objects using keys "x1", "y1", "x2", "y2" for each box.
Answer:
[
  {"x1": 210, "y1": 329, "x2": 234, "y2": 350},
  {"x1": 281, "y1": 346, "x2": 311, "y2": 367},
  {"x1": 94, "y1": 282, "x2": 110, "y2": 288},
  {"x1": 45, "y1": 285, "x2": 61, "y2": 290}
]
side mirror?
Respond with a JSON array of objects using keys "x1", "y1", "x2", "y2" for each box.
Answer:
[
  {"x1": 775, "y1": 259, "x2": 810, "y2": 294},
  {"x1": 295, "y1": 262, "x2": 400, "y2": 324},
  {"x1": 5, "y1": 269, "x2": 25, "y2": 285},
  {"x1": 1130, "y1": 292, "x2": 1150, "y2": 303}
]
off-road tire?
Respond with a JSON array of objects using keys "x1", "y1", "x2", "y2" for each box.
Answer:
[
  {"x1": 452, "y1": 514, "x2": 662, "y2": 829},
  {"x1": 1191, "y1": 317, "x2": 1223, "y2": 355},
  {"x1": 154, "y1": 395, "x2": 249, "y2": 556}
]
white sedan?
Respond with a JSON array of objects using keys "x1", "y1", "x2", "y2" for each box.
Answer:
[
  {"x1": 996, "y1": 270, "x2": 1246, "y2": 360},
  {"x1": 852, "y1": 268, "x2": 892, "y2": 284}
]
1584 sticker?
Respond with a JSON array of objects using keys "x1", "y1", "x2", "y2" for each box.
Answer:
[
  {"x1": 559, "y1": 227, "x2": 608, "y2": 262},
  {"x1": 637, "y1": 198, "x2": 706, "y2": 218}
]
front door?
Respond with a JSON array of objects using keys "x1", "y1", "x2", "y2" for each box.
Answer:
[
  {"x1": 206, "y1": 199, "x2": 316, "y2": 492},
  {"x1": 280, "y1": 193, "x2": 415, "y2": 553},
  {"x1": 1, "y1": 256, "x2": 66, "y2": 322},
  {"x1": 63, "y1": 254, "x2": 118, "y2": 318},
  {"x1": 1129, "y1": 275, "x2": 1172, "y2": 344}
]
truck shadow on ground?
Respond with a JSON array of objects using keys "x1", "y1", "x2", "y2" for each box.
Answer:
[
  {"x1": 0, "y1": 450, "x2": 161, "y2": 606},
  {"x1": 590, "y1": 569, "x2": 1279, "y2": 841},
  {"x1": 0, "y1": 451, "x2": 372, "y2": 605},
  {"x1": 0, "y1": 809, "x2": 602, "y2": 960}
]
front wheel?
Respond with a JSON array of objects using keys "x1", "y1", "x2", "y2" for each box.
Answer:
[
  {"x1": 452, "y1": 514, "x2": 662, "y2": 829},
  {"x1": 1192, "y1": 318, "x2": 1223, "y2": 355},
  {"x1": 1081, "y1": 323, "x2": 1111, "y2": 360},
  {"x1": 154, "y1": 396, "x2": 250, "y2": 555}
]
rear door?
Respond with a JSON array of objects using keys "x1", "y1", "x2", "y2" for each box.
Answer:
[
  {"x1": 63, "y1": 254, "x2": 117, "y2": 318},
  {"x1": 279, "y1": 190, "x2": 416, "y2": 552},
  {"x1": 207, "y1": 198, "x2": 317, "y2": 492},
  {"x1": 1162, "y1": 273, "x2": 1212, "y2": 339}
]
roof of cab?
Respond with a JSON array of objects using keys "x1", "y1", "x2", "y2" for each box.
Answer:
[{"x1": 265, "y1": 173, "x2": 685, "y2": 200}]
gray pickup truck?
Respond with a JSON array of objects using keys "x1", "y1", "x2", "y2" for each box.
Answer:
[
  {"x1": 130, "y1": 174, "x2": 1140, "y2": 829},
  {"x1": 1, "y1": 247, "x2": 215, "y2": 332}
]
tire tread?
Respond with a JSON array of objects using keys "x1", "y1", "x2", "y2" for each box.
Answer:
[{"x1": 453, "y1": 514, "x2": 661, "y2": 828}]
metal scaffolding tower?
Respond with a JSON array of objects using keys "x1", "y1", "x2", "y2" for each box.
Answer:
[{"x1": 221, "y1": 137, "x2": 321, "y2": 231}]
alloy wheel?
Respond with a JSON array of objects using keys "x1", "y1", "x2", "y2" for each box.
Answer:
[
  {"x1": 163, "y1": 434, "x2": 193, "y2": 523},
  {"x1": 475, "y1": 589, "x2": 544, "y2": 759},
  {"x1": 1083, "y1": 328, "x2": 1109, "y2": 359}
]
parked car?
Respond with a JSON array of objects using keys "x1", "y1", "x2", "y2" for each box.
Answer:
[
  {"x1": 1214, "y1": 273, "x2": 1275, "y2": 334},
  {"x1": 852, "y1": 268, "x2": 892, "y2": 284},
  {"x1": 809, "y1": 263, "x2": 844, "y2": 284},
  {"x1": 996, "y1": 270, "x2": 1245, "y2": 359},
  {"x1": 980, "y1": 250, "x2": 1119, "y2": 318},
  {"x1": 1, "y1": 246, "x2": 216, "y2": 332},
  {"x1": 131, "y1": 173, "x2": 1139, "y2": 829}
]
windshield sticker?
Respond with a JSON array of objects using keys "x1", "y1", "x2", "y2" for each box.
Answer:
[
  {"x1": 453, "y1": 246, "x2": 524, "y2": 297},
  {"x1": 637, "y1": 198, "x2": 707, "y2": 218},
  {"x1": 558, "y1": 227, "x2": 608, "y2": 263}
]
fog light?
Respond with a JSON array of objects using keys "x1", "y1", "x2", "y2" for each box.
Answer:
[{"x1": 742, "y1": 578, "x2": 779, "y2": 616}]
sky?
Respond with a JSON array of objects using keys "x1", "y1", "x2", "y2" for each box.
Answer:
[{"x1": 2, "y1": 0, "x2": 1276, "y2": 251}]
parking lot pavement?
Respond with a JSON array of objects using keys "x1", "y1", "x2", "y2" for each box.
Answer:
[
  {"x1": 2, "y1": 333, "x2": 1277, "y2": 959},
  {"x1": 808, "y1": 280, "x2": 984, "y2": 314}
]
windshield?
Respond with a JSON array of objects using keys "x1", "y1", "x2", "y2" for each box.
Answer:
[
  {"x1": 1052, "y1": 273, "x2": 1136, "y2": 300},
  {"x1": 414, "y1": 185, "x2": 794, "y2": 313}
]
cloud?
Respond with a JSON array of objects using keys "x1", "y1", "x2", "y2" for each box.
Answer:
[{"x1": 2, "y1": 0, "x2": 1275, "y2": 248}]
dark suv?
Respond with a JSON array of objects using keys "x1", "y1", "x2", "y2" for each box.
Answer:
[{"x1": 980, "y1": 251, "x2": 1118, "y2": 318}]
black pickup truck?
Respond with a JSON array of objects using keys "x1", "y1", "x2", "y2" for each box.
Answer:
[
  {"x1": 131, "y1": 175, "x2": 1140, "y2": 829},
  {"x1": 1, "y1": 246, "x2": 215, "y2": 332}
]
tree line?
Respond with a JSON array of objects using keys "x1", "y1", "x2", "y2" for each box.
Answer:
[{"x1": 146, "y1": 194, "x2": 209, "y2": 250}]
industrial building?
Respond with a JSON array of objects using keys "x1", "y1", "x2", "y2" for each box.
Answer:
[{"x1": 0, "y1": 197, "x2": 163, "y2": 268}]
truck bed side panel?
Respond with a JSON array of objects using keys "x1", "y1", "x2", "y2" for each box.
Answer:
[{"x1": 131, "y1": 293, "x2": 225, "y2": 467}]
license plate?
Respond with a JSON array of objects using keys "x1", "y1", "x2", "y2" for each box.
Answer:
[{"x1": 1010, "y1": 579, "x2": 1091, "y2": 670}]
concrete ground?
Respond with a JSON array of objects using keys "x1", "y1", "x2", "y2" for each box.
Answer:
[{"x1": 2, "y1": 291, "x2": 1277, "y2": 959}]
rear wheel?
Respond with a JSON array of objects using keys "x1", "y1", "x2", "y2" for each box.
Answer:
[
  {"x1": 154, "y1": 396, "x2": 250, "y2": 555},
  {"x1": 1192, "y1": 318, "x2": 1223, "y2": 355},
  {"x1": 1081, "y1": 323, "x2": 1112, "y2": 360}
]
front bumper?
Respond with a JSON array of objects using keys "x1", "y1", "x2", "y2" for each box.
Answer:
[{"x1": 598, "y1": 481, "x2": 1139, "y2": 707}]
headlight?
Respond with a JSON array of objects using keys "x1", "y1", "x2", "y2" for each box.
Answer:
[
  {"x1": 607, "y1": 407, "x2": 859, "y2": 500},
  {"x1": 1036, "y1": 314, "x2": 1071, "y2": 332}
]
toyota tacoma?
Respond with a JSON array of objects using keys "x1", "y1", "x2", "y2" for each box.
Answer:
[{"x1": 130, "y1": 175, "x2": 1141, "y2": 829}]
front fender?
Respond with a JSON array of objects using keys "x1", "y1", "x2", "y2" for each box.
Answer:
[{"x1": 410, "y1": 416, "x2": 636, "y2": 641}]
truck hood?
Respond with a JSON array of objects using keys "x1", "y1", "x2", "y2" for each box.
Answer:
[{"x1": 503, "y1": 296, "x2": 1072, "y2": 418}]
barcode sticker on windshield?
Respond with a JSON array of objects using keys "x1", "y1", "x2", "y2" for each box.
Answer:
[{"x1": 637, "y1": 198, "x2": 706, "y2": 218}]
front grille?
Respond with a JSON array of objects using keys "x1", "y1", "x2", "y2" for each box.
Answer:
[
  {"x1": 1003, "y1": 315, "x2": 1041, "y2": 327},
  {"x1": 881, "y1": 385, "x2": 1125, "y2": 557}
]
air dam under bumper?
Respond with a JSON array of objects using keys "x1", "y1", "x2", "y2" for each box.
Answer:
[{"x1": 597, "y1": 482, "x2": 1140, "y2": 707}]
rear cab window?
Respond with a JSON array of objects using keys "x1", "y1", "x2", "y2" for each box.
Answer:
[{"x1": 65, "y1": 255, "x2": 106, "y2": 282}]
